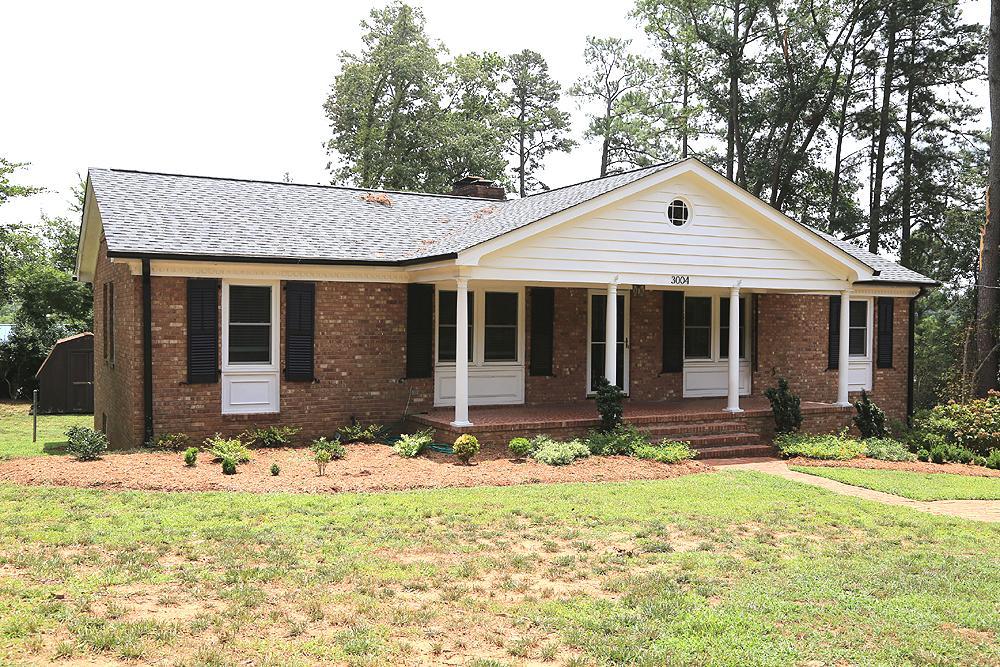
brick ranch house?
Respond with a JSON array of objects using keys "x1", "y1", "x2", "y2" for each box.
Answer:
[{"x1": 76, "y1": 158, "x2": 936, "y2": 457}]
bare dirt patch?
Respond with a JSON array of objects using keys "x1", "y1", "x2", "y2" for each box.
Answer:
[
  {"x1": 787, "y1": 456, "x2": 1000, "y2": 478},
  {"x1": 0, "y1": 444, "x2": 709, "y2": 494}
]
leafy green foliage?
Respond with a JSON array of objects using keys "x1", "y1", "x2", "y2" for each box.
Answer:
[
  {"x1": 586, "y1": 423, "x2": 647, "y2": 456},
  {"x1": 338, "y1": 423, "x2": 386, "y2": 444},
  {"x1": 147, "y1": 432, "x2": 191, "y2": 452},
  {"x1": 593, "y1": 376, "x2": 625, "y2": 432},
  {"x1": 919, "y1": 443, "x2": 979, "y2": 465},
  {"x1": 205, "y1": 435, "x2": 251, "y2": 464},
  {"x1": 221, "y1": 457, "x2": 237, "y2": 475},
  {"x1": 633, "y1": 439, "x2": 697, "y2": 463},
  {"x1": 507, "y1": 437, "x2": 534, "y2": 459},
  {"x1": 64, "y1": 426, "x2": 108, "y2": 461},
  {"x1": 986, "y1": 449, "x2": 1000, "y2": 471},
  {"x1": 393, "y1": 429, "x2": 434, "y2": 458},
  {"x1": 853, "y1": 390, "x2": 887, "y2": 439},
  {"x1": 0, "y1": 157, "x2": 44, "y2": 205},
  {"x1": 764, "y1": 378, "x2": 803, "y2": 434},
  {"x1": 452, "y1": 434, "x2": 480, "y2": 465},
  {"x1": 531, "y1": 438, "x2": 590, "y2": 466},
  {"x1": 270, "y1": 463, "x2": 280, "y2": 476},
  {"x1": 311, "y1": 436, "x2": 346, "y2": 461},
  {"x1": 863, "y1": 438, "x2": 916, "y2": 462},
  {"x1": 775, "y1": 432, "x2": 865, "y2": 460},
  {"x1": 910, "y1": 393, "x2": 1000, "y2": 455},
  {"x1": 183, "y1": 447, "x2": 198, "y2": 467},
  {"x1": 243, "y1": 425, "x2": 300, "y2": 448},
  {"x1": 314, "y1": 449, "x2": 332, "y2": 476}
]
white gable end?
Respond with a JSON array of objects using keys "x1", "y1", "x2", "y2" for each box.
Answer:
[{"x1": 464, "y1": 167, "x2": 870, "y2": 292}]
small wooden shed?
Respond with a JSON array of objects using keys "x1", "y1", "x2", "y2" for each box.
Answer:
[{"x1": 35, "y1": 332, "x2": 94, "y2": 414}]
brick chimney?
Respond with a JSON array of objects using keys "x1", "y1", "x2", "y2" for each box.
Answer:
[{"x1": 450, "y1": 176, "x2": 506, "y2": 200}]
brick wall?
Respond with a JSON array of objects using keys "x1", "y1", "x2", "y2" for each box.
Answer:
[
  {"x1": 524, "y1": 287, "x2": 589, "y2": 403},
  {"x1": 92, "y1": 238, "x2": 144, "y2": 447}
]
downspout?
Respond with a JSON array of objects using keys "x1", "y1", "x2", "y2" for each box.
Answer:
[
  {"x1": 142, "y1": 258, "x2": 153, "y2": 443},
  {"x1": 906, "y1": 288, "x2": 924, "y2": 424}
]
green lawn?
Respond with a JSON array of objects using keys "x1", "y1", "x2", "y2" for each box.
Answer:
[
  {"x1": 790, "y1": 465, "x2": 1000, "y2": 501},
  {"x1": 0, "y1": 472, "x2": 997, "y2": 666},
  {"x1": 0, "y1": 402, "x2": 91, "y2": 458}
]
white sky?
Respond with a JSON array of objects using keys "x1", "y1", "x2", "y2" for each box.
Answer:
[{"x1": 1, "y1": 0, "x2": 989, "y2": 226}]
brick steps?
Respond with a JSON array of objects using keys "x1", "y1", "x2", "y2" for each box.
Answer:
[
  {"x1": 692, "y1": 443, "x2": 778, "y2": 459},
  {"x1": 638, "y1": 421, "x2": 747, "y2": 437}
]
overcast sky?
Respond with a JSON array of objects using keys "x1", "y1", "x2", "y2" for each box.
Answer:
[{"x1": 1, "y1": 0, "x2": 989, "y2": 226}]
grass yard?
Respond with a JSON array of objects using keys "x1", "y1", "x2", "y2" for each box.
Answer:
[
  {"x1": 790, "y1": 465, "x2": 1000, "y2": 501},
  {"x1": 0, "y1": 402, "x2": 91, "y2": 459},
  {"x1": 0, "y1": 471, "x2": 997, "y2": 666}
]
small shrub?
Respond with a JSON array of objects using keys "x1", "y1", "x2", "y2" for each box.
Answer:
[
  {"x1": 65, "y1": 426, "x2": 109, "y2": 461},
  {"x1": 205, "y1": 434, "x2": 251, "y2": 463},
  {"x1": 338, "y1": 422, "x2": 386, "y2": 443},
  {"x1": 221, "y1": 457, "x2": 237, "y2": 475},
  {"x1": 764, "y1": 378, "x2": 802, "y2": 434},
  {"x1": 270, "y1": 463, "x2": 280, "y2": 476},
  {"x1": 508, "y1": 437, "x2": 534, "y2": 459},
  {"x1": 928, "y1": 442, "x2": 977, "y2": 465},
  {"x1": 393, "y1": 429, "x2": 434, "y2": 458},
  {"x1": 863, "y1": 437, "x2": 916, "y2": 462},
  {"x1": 586, "y1": 423, "x2": 648, "y2": 456},
  {"x1": 311, "y1": 436, "x2": 346, "y2": 460},
  {"x1": 243, "y1": 425, "x2": 300, "y2": 448},
  {"x1": 853, "y1": 390, "x2": 887, "y2": 438},
  {"x1": 146, "y1": 432, "x2": 191, "y2": 451},
  {"x1": 909, "y1": 392, "x2": 1000, "y2": 455},
  {"x1": 593, "y1": 376, "x2": 625, "y2": 432},
  {"x1": 532, "y1": 439, "x2": 590, "y2": 466},
  {"x1": 775, "y1": 431, "x2": 864, "y2": 460},
  {"x1": 453, "y1": 434, "x2": 480, "y2": 465},
  {"x1": 315, "y1": 449, "x2": 331, "y2": 475},
  {"x1": 183, "y1": 447, "x2": 199, "y2": 467},
  {"x1": 633, "y1": 439, "x2": 697, "y2": 463},
  {"x1": 985, "y1": 449, "x2": 1000, "y2": 470}
]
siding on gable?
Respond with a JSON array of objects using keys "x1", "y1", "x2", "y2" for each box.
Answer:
[{"x1": 476, "y1": 173, "x2": 847, "y2": 290}]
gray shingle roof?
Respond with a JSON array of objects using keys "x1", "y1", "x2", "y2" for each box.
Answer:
[
  {"x1": 88, "y1": 164, "x2": 934, "y2": 285},
  {"x1": 808, "y1": 227, "x2": 936, "y2": 285}
]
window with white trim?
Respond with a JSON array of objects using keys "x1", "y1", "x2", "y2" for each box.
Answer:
[
  {"x1": 684, "y1": 297, "x2": 712, "y2": 359},
  {"x1": 437, "y1": 290, "x2": 474, "y2": 363},
  {"x1": 719, "y1": 297, "x2": 747, "y2": 359},
  {"x1": 849, "y1": 300, "x2": 868, "y2": 357},
  {"x1": 227, "y1": 285, "x2": 273, "y2": 364},
  {"x1": 484, "y1": 292, "x2": 518, "y2": 361},
  {"x1": 436, "y1": 288, "x2": 520, "y2": 365}
]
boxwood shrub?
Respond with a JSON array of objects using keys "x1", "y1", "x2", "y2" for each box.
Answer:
[{"x1": 775, "y1": 432, "x2": 865, "y2": 460}]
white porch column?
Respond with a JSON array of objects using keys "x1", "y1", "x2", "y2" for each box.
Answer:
[
  {"x1": 724, "y1": 285, "x2": 743, "y2": 413},
  {"x1": 835, "y1": 288, "x2": 852, "y2": 406},
  {"x1": 451, "y1": 277, "x2": 472, "y2": 427},
  {"x1": 605, "y1": 282, "x2": 618, "y2": 386}
]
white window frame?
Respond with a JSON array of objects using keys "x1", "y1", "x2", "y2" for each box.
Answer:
[
  {"x1": 848, "y1": 298, "x2": 872, "y2": 359},
  {"x1": 846, "y1": 296, "x2": 874, "y2": 392},
  {"x1": 585, "y1": 289, "x2": 631, "y2": 395},
  {"x1": 682, "y1": 293, "x2": 750, "y2": 362},
  {"x1": 434, "y1": 285, "x2": 524, "y2": 368},
  {"x1": 222, "y1": 279, "x2": 280, "y2": 372},
  {"x1": 221, "y1": 278, "x2": 280, "y2": 415}
]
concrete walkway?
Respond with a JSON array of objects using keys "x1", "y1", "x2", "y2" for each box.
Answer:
[{"x1": 726, "y1": 460, "x2": 1000, "y2": 523}]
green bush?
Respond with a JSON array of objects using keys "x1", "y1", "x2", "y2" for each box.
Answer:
[
  {"x1": 853, "y1": 390, "x2": 887, "y2": 439},
  {"x1": 205, "y1": 434, "x2": 251, "y2": 464},
  {"x1": 315, "y1": 449, "x2": 331, "y2": 475},
  {"x1": 594, "y1": 376, "x2": 625, "y2": 432},
  {"x1": 910, "y1": 393, "x2": 1000, "y2": 455},
  {"x1": 65, "y1": 426, "x2": 109, "y2": 461},
  {"x1": 146, "y1": 432, "x2": 192, "y2": 451},
  {"x1": 393, "y1": 429, "x2": 434, "y2": 458},
  {"x1": 183, "y1": 447, "x2": 198, "y2": 467},
  {"x1": 221, "y1": 457, "x2": 237, "y2": 475},
  {"x1": 243, "y1": 425, "x2": 300, "y2": 448},
  {"x1": 270, "y1": 463, "x2": 280, "y2": 476},
  {"x1": 775, "y1": 431, "x2": 864, "y2": 460},
  {"x1": 508, "y1": 437, "x2": 534, "y2": 459},
  {"x1": 311, "y1": 436, "x2": 346, "y2": 460},
  {"x1": 863, "y1": 438, "x2": 916, "y2": 462},
  {"x1": 986, "y1": 449, "x2": 1000, "y2": 470},
  {"x1": 532, "y1": 439, "x2": 590, "y2": 466},
  {"x1": 586, "y1": 423, "x2": 648, "y2": 456},
  {"x1": 764, "y1": 378, "x2": 802, "y2": 434},
  {"x1": 633, "y1": 439, "x2": 697, "y2": 463},
  {"x1": 453, "y1": 434, "x2": 480, "y2": 465},
  {"x1": 927, "y1": 443, "x2": 977, "y2": 465},
  {"x1": 338, "y1": 422, "x2": 386, "y2": 443}
]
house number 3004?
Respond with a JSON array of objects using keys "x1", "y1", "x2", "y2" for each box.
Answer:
[{"x1": 670, "y1": 275, "x2": 691, "y2": 285}]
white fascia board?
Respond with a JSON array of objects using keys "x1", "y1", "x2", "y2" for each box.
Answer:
[
  {"x1": 75, "y1": 181, "x2": 103, "y2": 283},
  {"x1": 126, "y1": 259, "x2": 411, "y2": 283}
]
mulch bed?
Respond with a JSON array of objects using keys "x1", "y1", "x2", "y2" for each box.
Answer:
[
  {"x1": 0, "y1": 444, "x2": 711, "y2": 494},
  {"x1": 788, "y1": 456, "x2": 1000, "y2": 478}
]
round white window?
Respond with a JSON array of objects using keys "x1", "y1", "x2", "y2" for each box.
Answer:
[{"x1": 666, "y1": 198, "x2": 690, "y2": 227}]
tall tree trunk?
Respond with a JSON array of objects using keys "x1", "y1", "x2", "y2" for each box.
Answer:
[
  {"x1": 900, "y1": 25, "x2": 916, "y2": 268},
  {"x1": 518, "y1": 96, "x2": 527, "y2": 198},
  {"x1": 976, "y1": 0, "x2": 1000, "y2": 395},
  {"x1": 726, "y1": 0, "x2": 740, "y2": 179},
  {"x1": 869, "y1": 4, "x2": 897, "y2": 255},
  {"x1": 830, "y1": 50, "x2": 859, "y2": 228},
  {"x1": 600, "y1": 99, "x2": 612, "y2": 176},
  {"x1": 681, "y1": 67, "x2": 690, "y2": 159}
]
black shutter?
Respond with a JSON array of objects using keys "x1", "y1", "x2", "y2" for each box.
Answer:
[
  {"x1": 828, "y1": 295, "x2": 840, "y2": 370},
  {"x1": 187, "y1": 278, "x2": 219, "y2": 384},
  {"x1": 529, "y1": 287, "x2": 555, "y2": 376},
  {"x1": 877, "y1": 297, "x2": 894, "y2": 368},
  {"x1": 285, "y1": 281, "x2": 315, "y2": 381},
  {"x1": 406, "y1": 283, "x2": 434, "y2": 378},
  {"x1": 662, "y1": 291, "x2": 684, "y2": 373}
]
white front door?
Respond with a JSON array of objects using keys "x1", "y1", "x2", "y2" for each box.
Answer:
[{"x1": 587, "y1": 291, "x2": 629, "y2": 394}]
